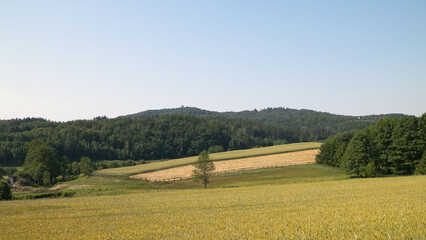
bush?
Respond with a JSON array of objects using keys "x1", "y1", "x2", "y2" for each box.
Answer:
[
  {"x1": 12, "y1": 190, "x2": 76, "y2": 200},
  {"x1": 15, "y1": 178, "x2": 33, "y2": 187},
  {"x1": 137, "y1": 160, "x2": 146, "y2": 165},
  {"x1": 4, "y1": 167, "x2": 19, "y2": 176},
  {"x1": 0, "y1": 181, "x2": 12, "y2": 200},
  {"x1": 208, "y1": 145, "x2": 224, "y2": 154},
  {"x1": 415, "y1": 152, "x2": 426, "y2": 175},
  {"x1": 364, "y1": 162, "x2": 379, "y2": 177}
]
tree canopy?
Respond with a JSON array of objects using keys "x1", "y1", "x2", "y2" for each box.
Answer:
[
  {"x1": 22, "y1": 142, "x2": 61, "y2": 186},
  {"x1": 0, "y1": 110, "x2": 406, "y2": 167},
  {"x1": 0, "y1": 115, "x2": 291, "y2": 166},
  {"x1": 317, "y1": 114, "x2": 426, "y2": 177},
  {"x1": 192, "y1": 151, "x2": 215, "y2": 189}
]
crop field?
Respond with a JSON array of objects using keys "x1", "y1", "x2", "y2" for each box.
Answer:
[
  {"x1": 131, "y1": 149, "x2": 319, "y2": 181},
  {"x1": 96, "y1": 142, "x2": 321, "y2": 176},
  {"x1": 44, "y1": 164, "x2": 347, "y2": 195},
  {"x1": 1, "y1": 175, "x2": 424, "y2": 239}
]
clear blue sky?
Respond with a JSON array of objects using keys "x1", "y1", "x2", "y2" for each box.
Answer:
[{"x1": 1, "y1": 1, "x2": 425, "y2": 121}]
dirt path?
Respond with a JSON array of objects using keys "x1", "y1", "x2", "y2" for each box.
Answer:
[
  {"x1": 130, "y1": 149, "x2": 319, "y2": 181},
  {"x1": 49, "y1": 184, "x2": 68, "y2": 191}
]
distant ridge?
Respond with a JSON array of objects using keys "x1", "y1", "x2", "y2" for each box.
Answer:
[
  {"x1": 126, "y1": 106, "x2": 406, "y2": 142},
  {"x1": 126, "y1": 106, "x2": 405, "y2": 119},
  {"x1": 127, "y1": 107, "x2": 217, "y2": 117}
]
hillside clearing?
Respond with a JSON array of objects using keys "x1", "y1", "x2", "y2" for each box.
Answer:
[
  {"x1": 131, "y1": 149, "x2": 319, "y2": 181},
  {"x1": 95, "y1": 142, "x2": 321, "y2": 176}
]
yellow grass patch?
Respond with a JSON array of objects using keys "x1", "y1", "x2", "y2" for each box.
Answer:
[
  {"x1": 131, "y1": 149, "x2": 319, "y2": 181},
  {"x1": 96, "y1": 142, "x2": 321, "y2": 176}
]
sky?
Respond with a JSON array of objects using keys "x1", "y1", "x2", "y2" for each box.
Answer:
[{"x1": 1, "y1": 1, "x2": 425, "y2": 121}]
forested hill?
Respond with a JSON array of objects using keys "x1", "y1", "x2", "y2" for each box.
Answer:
[
  {"x1": 1, "y1": 108, "x2": 407, "y2": 166},
  {"x1": 0, "y1": 115, "x2": 291, "y2": 166},
  {"x1": 127, "y1": 107, "x2": 406, "y2": 141}
]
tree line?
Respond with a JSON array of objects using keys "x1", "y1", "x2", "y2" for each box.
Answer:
[
  {"x1": 128, "y1": 106, "x2": 406, "y2": 142},
  {"x1": 316, "y1": 114, "x2": 426, "y2": 177},
  {"x1": 0, "y1": 115, "x2": 291, "y2": 166}
]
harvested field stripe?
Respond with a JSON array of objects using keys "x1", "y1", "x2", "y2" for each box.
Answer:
[
  {"x1": 131, "y1": 149, "x2": 319, "y2": 181},
  {"x1": 95, "y1": 142, "x2": 321, "y2": 176}
]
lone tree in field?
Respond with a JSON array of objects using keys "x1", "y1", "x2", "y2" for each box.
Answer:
[{"x1": 192, "y1": 151, "x2": 215, "y2": 189}]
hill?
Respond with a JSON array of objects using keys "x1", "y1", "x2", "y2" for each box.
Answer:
[
  {"x1": 0, "y1": 115, "x2": 291, "y2": 166},
  {"x1": 127, "y1": 107, "x2": 406, "y2": 141}
]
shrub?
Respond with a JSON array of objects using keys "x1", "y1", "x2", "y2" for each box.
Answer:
[
  {"x1": 208, "y1": 145, "x2": 224, "y2": 154},
  {"x1": 415, "y1": 152, "x2": 426, "y2": 175},
  {"x1": 0, "y1": 181, "x2": 12, "y2": 200},
  {"x1": 15, "y1": 178, "x2": 33, "y2": 187},
  {"x1": 364, "y1": 162, "x2": 379, "y2": 177}
]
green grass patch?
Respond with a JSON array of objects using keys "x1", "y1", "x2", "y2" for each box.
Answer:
[
  {"x1": 12, "y1": 190, "x2": 75, "y2": 200},
  {"x1": 58, "y1": 163, "x2": 344, "y2": 196},
  {"x1": 95, "y1": 142, "x2": 321, "y2": 176}
]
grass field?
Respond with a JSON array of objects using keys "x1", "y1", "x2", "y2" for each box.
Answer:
[
  {"x1": 131, "y1": 149, "x2": 319, "y2": 181},
  {"x1": 1, "y1": 175, "x2": 424, "y2": 239},
  {"x1": 43, "y1": 164, "x2": 347, "y2": 196},
  {"x1": 95, "y1": 142, "x2": 321, "y2": 176}
]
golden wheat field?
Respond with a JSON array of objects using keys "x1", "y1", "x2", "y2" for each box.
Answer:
[
  {"x1": 96, "y1": 142, "x2": 321, "y2": 176},
  {"x1": 131, "y1": 149, "x2": 319, "y2": 181},
  {"x1": 1, "y1": 175, "x2": 425, "y2": 239}
]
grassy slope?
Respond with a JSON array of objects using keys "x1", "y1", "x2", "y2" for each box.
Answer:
[
  {"x1": 95, "y1": 142, "x2": 321, "y2": 176},
  {"x1": 1, "y1": 175, "x2": 424, "y2": 239},
  {"x1": 59, "y1": 164, "x2": 345, "y2": 196}
]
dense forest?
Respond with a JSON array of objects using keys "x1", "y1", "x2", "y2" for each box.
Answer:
[
  {"x1": 0, "y1": 115, "x2": 290, "y2": 166},
  {"x1": 0, "y1": 107, "x2": 409, "y2": 167},
  {"x1": 127, "y1": 107, "x2": 406, "y2": 142},
  {"x1": 316, "y1": 114, "x2": 426, "y2": 176}
]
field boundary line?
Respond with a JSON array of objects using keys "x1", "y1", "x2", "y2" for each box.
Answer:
[
  {"x1": 132, "y1": 162, "x2": 316, "y2": 182},
  {"x1": 95, "y1": 145, "x2": 321, "y2": 177}
]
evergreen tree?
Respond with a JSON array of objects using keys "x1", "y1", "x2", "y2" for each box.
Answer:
[
  {"x1": 389, "y1": 117, "x2": 422, "y2": 175},
  {"x1": 371, "y1": 118, "x2": 397, "y2": 174},
  {"x1": 415, "y1": 150, "x2": 426, "y2": 175}
]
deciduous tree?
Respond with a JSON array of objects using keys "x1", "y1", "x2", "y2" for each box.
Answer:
[
  {"x1": 192, "y1": 151, "x2": 215, "y2": 189},
  {"x1": 22, "y1": 142, "x2": 60, "y2": 186},
  {"x1": 79, "y1": 157, "x2": 94, "y2": 177}
]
